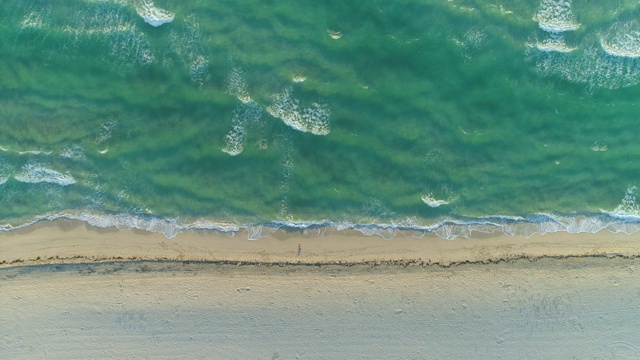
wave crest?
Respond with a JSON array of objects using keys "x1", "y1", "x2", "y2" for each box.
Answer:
[
  {"x1": 135, "y1": 0, "x2": 175, "y2": 27},
  {"x1": 267, "y1": 87, "x2": 331, "y2": 135},
  {"x1": 535, "y1": 34, "x2": 576, "y2": 53},
  {"x1": 13, "y1": 162, "x2": 75, "y2": 186},
  {"x1": 600, "y1": 21, "x2": 640, "y2": 58},
  {"x1": 533, "y1": 0, "x2": 580, "y2": 33},
  {"x1": 221, "y1": 103, "x2": 263, "y2": 156},
  {"x1": 421, "y1": 193, "x2": 449, "y2": 208},
  {"x1": 3, "y1": 210, "x2": 640, "y2": 241}
]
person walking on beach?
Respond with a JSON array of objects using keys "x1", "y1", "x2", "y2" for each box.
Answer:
[{"x1": 298, "y1": 243, "x2": 301, "y2": 256}]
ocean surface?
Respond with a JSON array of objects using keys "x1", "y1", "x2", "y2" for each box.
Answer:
[{"x1": 3, "y1": 0, "x2": 640, "y2": 238}]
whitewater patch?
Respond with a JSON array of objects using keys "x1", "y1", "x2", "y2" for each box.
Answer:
[
  {"x1": 59, "y1": 145, "x2": 86, "y2": 162},
  {"x1": 134, "y1": 0, "x2": 175, "y2": 27},
  {"x1": 95, "y1": 121, "x2": 117, "y2": 144},
  {"x1": 169, "y1": 14, "x2": 210, "y2": 86},
  {"x1": 20, "y1": 1, "x2": 156, "y2": 67},
  {"x1": 20, "y1": 8, "x2": 49, "y2": 30},
  {"x1": 13, "y1": 162, "x2": 75, "y2": 186},
  {"x1": 266, "y1": 87, "x2": 331, "y2": 135},
  {"x1": 533, "y1": 0, "x2": 579, "y2": 33},
  {"x1": 452, "y1": 27, "x2": 487, "y2": 57},
  {"x1": 610, "y1": 186, "x2": 639, "y2": 217},
  {"x1": 528, "y1": 3, "x2": 640, "y2": 88},
  {"x1": 225, "y1": 67, "x2": 252, "y2": 103},
  {"x1": 0, "y1": 212, "x2": 243, "y2": 240},
  {"x1": 327, "y1": 29, "x2": 342, "y2": 40},
  {"x1": 421, "y1": 193, "x2": 449, "y2": 208},
  {"x1": 529, "y1": 43, "x2": 640, "y2": 89},
  {"x1": 4, "y1": 211, "x2": 640, "y2": 241},
  {"x1": 600, "y1": 21, "x2": 640, "y2": 58},
  {"x1": 292, "y1": 75, "x2": 307, "y2": 83},
  {"x1": 535, "y1": 34, "x2": 576, "y2": 53},
  {"x1": 221, "y1": 102, "x2": 263, "y2": 156},
  {"x1": 0, "y1": 146, "x2": 52, "y2": 155},
  {"x1": 590, "y1": 142, "x2": 608, "y2": 152}
]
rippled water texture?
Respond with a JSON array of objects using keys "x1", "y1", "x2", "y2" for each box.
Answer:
[{"x1": 3, "y1": 0, "x2": 640, "y2": 237}]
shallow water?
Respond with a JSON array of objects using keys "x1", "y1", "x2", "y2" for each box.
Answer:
[{"x1": 3, "y1": 0, "x2": 640, "y2": 237}]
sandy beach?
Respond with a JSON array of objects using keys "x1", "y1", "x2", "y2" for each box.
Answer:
[
  {"x1": 3, "y1": 221, "x2": 640, "y2": 358},
  {"x1": 2, "y1": 256, "x2": 640, "y2": 358},
  {"x1": 2, "y1": 219, "x2": 640, "y2": 268}
]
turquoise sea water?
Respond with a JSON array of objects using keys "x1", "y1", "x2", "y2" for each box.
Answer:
[{"x1": 3, "y1": 0, "x2": 640, "y2": 238}]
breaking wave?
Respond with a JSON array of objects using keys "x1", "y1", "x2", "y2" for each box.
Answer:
[
  {"x1": 13, "y1": 162, "x2": 76, "y2": 186},
  {"x1": 18, "y1": 0, "x2": 156, "y2": 67},
  {"x1": 3, "y1": 209, "x2": 640, "y2": 241},
  {"x1": 529, "y1": 44, "x2": 640, "y2": 89},
  {"x1": 134, "y1": 0, "x2": 175, "y2": 27},
  {"x1": 535, "y1": 34, "x2": 576, "y2": 53},
  {"x1": 421, "y1": 193, "x2": 449, "y2": 208},
  {"x1": 221, "y1": 102, "x2": 263, "y2": 156},
  {"x1": 225, "y1": 67, "x2": 252, "y2": 103},
  {"x1": 266, "y1": 87, "x2": 331, "y2": 135},
  {"x1": 600, "y1": 21, "x2": 640, "y2": 58},
  {"x1": 59, "y1": 145, "x2": 86, "y2": 162},
  {"x1": 533, "y1": 0, "x2": 579, "y2": 33},
  {"x1": 610, "y1": 186, "x2": 639, "y2": 217},
  {"x1": 1, "y1": 183, "x2": 639, "y2": 239},
  {"x1": 20, "y1": 7, "x2": 49, "y2": 30}
]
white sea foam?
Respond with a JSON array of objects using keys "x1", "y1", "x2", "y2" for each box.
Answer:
[
  {"x1": 54, "y1": 2, "x2": 155, "y2": 67},
  {"x1": 20, "y1": 8, "x2": 49, "y2": 30},
  {"x1": 3, "y1": 209, "x2": 640, "y2": 241},
  {"x1": 611, "y1": 186, "x2": 639, "y2": 217},
  {"x1": 245, "y1": 225, "x2": 278, "y2": 240},
  {"x1": 0, "y1": 173, "x2": 9, "y2": 185},
  {"x1": 134, "y1": 0, "x2": 175, "y2": 27},
  {"x1": 327, "y1": 29, "x2": 342, "y2": 40},
  {"x1": 225, "y1": 67, "x2": 252, "y2": 103},
  {"x1": 189, "y1": 55, "x2": 210, "y2": 86},
  {"x1": 292, "y1": 75, "x2": 307, "y2": 83},
  {"x1": 169, "y1": 15, "x2": 210, "y2": 85},
  {"x1": 533, "y1": 0, "x2": 579, "y2": 33},
  {"x1": 221, "y1": 103, "x2": 263, "y2": 156},
  {"x1": 590, "y1": 142, "x2": 607, "y2": 152},
  {"x1": 221, "y1": 121, "x2": 246, "y2": 157},
  {"x1": 52, "y1": 212, "x2": 241, "y2": 239},
  {"x1": 0, "y1": 159, "x2": 11, "y2": 185},
  {"x1": 421, "y1": 193, "x2": 449, "y2": 208},
  {"x1": 59, "y1": 145, "x2": 86, "y2": 162},
  {"x1": 13, "y1": 162, "x2": 75, "y2": 186},
  {"x1": 530, "y1": 44, "x2": 640, "y2": 89},
  {"x1": 95, "y1": 121, "x2": 117, "y2": 144},
  {"x1": 453, "y1": 27, "x2": 486, "y2": 57},
  {"x1": 600, "y1": 21, "x2": 640, "y2": 58},
  {"x1": 0, "y1": 146, "x2": 52, "y2": 155},
  {"x1": 536, "y1": 34, "x2": 576, "y2": 53},
  {"x1": 267, "y1": 88, "x2": 331, "y2": 135}
]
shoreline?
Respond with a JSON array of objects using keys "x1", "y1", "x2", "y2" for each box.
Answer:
[
  {"x1": 3, "y1": 218, "x2": 640, "y2": 269},
  {"x1": 5, "y1": 221, "x2": 640, "y2": 359}
]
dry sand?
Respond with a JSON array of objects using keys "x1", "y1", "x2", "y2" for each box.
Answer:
[
  {"x1": 2, "y1": 219, "x2": 640, "y2": 267},
  {"x1": 3, "y1": 258, "x2": 640, "y2": 358},
  {"x1": 3, "y1": 220, "x2": 640, "y2": 358}
]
